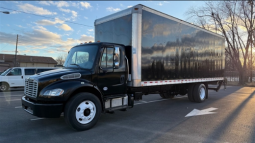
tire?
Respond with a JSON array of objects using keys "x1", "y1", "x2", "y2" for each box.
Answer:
[
  {"x1": 193, "y1": 83, "x2": 206, "y2": 103},
  {"x1": 64, "y1": 92, "x2": 102, "y2": 131},
  {"x1": 159, "y1": 93, "x2": 175, "y2": 99},
  {"x1": 188, "y1": 84, "x2": 195, "y2": 102},
  {"x1": 0, "y1": 83, "x2": 9, "y2": 92}
]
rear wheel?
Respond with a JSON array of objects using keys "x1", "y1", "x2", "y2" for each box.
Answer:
[
  {"x1": 188, "y1": 84, "x2": 195, "y2": 102},
  {"x1": 0, "y1": 83, "x2": 9, "y2": 92},
  {"x1": 65, "y1": 92, "x2": 102, "y2": 131},
  {"x1": 193, "y1": 84, "x2": 206, "y2": 103},
  {"x1": 159, "y1": 93, "x2": 175, "y2": 99}
]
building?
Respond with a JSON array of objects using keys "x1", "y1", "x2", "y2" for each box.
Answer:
[{"x1": 0, "y1": 54, "x2": 57, "y2": 71}]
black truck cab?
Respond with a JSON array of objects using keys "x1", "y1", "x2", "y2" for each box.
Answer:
[{"x1": 22, "y1": 42, "x2": 132, "y2": 130}]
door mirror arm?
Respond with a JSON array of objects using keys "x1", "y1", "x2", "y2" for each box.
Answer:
[{"x1": 99, "y1": 66, "x2": 107, "y2": 73}]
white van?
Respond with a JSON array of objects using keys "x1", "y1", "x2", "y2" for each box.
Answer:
[{"x1": 0, "y1": 67, "x2": 59, "y2": 92}]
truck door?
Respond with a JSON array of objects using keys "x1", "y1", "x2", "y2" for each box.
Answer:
[
  {"x1": 6, "y1": 68, "x2": 24, "y2": 87},
  {"x1": 97, "y1": 46, "x2": 126, "y2": 95}
]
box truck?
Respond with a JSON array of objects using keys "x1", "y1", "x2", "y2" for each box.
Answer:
[{"x1": 22, "y1": 4, "x2": 225, "y2": 131}]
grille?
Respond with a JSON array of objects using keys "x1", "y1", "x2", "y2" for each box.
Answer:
[{"x1": 24, "y1": 79, "x2": 38, "y2": 97}]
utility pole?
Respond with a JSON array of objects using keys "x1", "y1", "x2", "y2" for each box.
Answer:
[{"x1": 14, "y1": 34, "x2": 18, "y2": 67}]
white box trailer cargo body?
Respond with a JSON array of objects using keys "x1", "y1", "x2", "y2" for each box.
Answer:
[{"x1": 95, "y1": 4, "x2": 225, "y2": 88}]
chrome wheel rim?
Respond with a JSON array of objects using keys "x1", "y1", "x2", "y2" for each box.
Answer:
[
  {"x1": 75, "y1": 100, "x2": 96, "y2": 124},
  {"x1": 0, "y1": 84, "x2": 7, "y2": 91},
  {"x1": 199, "y1": 87, "x2": 206, "y2": 100}
]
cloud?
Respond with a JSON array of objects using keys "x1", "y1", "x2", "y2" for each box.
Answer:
[
  {"x1": 38, "y1": 1, "x2": 52, "y2": 6},
  {"x1": 36, "y1": 18, "x2": 64, "y2": 25},
  {"x1": 127, "y1": 6, "x2": 133, "y2": 8},
  {"x1": 157, "y1": 2, "x2": 163, "y2": 6},
  {"x1": 106, "y1": 7, "x2": 121, "y2": 12},
  {"x1": 10, "y1": 11, "x2": 20, "y2": 14},
  {"x1": 38, "y1": 1, "x2": 69, "y2": 7},
  {"x1": 80, "y1": 35, "x2": 94, "y2": 42},
  {"x1": 0, "y1": 28, "x2": 61, "y2": 47},
  {"x1": 55, "y1": 1, "x2": 69, "y2": 7},
  {"x1": 80, "y1": 2, "x2": 91, "y2": 9},
  {"x1": 21, "y1": 50, "x2": 39, "y2": 54},
  {"x1": 84, "y1": 16, "x2": 88, "y2": 19},
  {"x1": 71, "y1": 11, "x2": 77, "y2": 18},
  {"x1": 0, "y1": 28, "x2": 94, "y2": 54},
  {"x1": 58, "y1": 7, "x2": 77, "y2": 20},
  {"x1": 88, "y1": 29, "x2": 93, "y2": 32},
  {"x1": 18, "y1": 3, "x2": 57, "y2": 15},
  {"x1": 58, "y1": 24, "x2": 73, "y2": 31},
  {"x1": 47, "y1": 50, "x2": 56, "y2": 53},
  {"x1": 59, "y1": 7, "x2": 71, "y2": 13},
  {"x1": 35, "y1": 26, "x2": 47, "y2": 31},
  {"x1": 17, "y1": 25, "x2": 26, "y2": 28},
  {"x1": 71, "y1": 2, "x2": 80, "y2": 7}
]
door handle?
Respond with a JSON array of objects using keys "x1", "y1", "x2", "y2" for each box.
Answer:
[
  {"x1": 21, "y1": 76, "x2": 23, "y2": 79},
  {"x1": 120, "y1": 75, "x2": 125, "y2": 84}
]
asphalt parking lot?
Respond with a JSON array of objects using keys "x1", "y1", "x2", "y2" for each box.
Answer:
[{"x1": 0, "y1": 86, "x2": 255, "y2": 143}]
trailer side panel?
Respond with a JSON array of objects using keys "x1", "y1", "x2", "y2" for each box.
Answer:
[{"x1": 141, "y1": 10, "x2": 225, "y2": 81}]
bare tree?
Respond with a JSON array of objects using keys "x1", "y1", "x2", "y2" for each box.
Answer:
[
  {"x1": 56, "y1": 53, "x2": 68, "y2": 65},
  {"x1": 186, "y1": 0, "x2": 254, "y2": 84}
]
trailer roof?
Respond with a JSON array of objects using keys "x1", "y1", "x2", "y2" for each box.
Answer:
[
  {"x1": 95, "y1": 4, "x2": 224, "y2": 39},
  {"x1": 73, "y1": 42, "x2": 125, "y2": 48}
]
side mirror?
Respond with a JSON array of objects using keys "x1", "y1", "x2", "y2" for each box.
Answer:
[
  {"x1": 7, "y1": 72, "x2": 13, "y2": 76},
  {"x1": 114, "y1": 47, "x2": 120, "y2": 69}
]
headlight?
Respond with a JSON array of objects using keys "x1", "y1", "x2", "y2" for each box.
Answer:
[{"x1": 43, "y1": 88, "x2": 64, "y2": 96}]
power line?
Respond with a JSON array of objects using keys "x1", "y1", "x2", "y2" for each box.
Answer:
[{"x1": 0, "y1": 6, "x2": 93, "y2": 28}]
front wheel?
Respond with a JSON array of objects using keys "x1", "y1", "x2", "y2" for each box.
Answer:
[
  {"x1": 64, "y1": 92, "x2": 102, "y2": 131},
  {"x1": 0, "y1": 83, "x2": 9, "y2": 92}
]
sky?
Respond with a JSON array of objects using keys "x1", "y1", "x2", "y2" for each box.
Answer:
[{"x1": 0, "y1": 1, "x2": 205, "y2": 60}]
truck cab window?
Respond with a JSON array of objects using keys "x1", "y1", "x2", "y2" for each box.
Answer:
[
  {"x1": 8, "y1": 68, "x2": 21, "y2": 76},
  {"x1": 101, "y1": 48, "x2": 113, "y2": 68},
  {"x1": 63, "y1": 45, "x2": 98, "y2": 69},
  {"x1": 25, "y1": 69, "x2": 36, "y2": 75}
]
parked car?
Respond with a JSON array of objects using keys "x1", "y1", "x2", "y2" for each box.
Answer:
[{"x1": 0, "y1": 67, "x2": 60, "y2": 92}]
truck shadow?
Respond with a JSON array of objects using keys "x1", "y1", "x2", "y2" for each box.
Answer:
[{"x1": 24, "y1": 86, "x2": 248, "y2": 142}]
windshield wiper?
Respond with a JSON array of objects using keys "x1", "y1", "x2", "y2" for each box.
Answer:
[
  {"x1": 69, "y1": 64, "x2": 92, "y2": 74},
  {"x1": 70, "y1": 64, "x2": 82, "y2": 70}
]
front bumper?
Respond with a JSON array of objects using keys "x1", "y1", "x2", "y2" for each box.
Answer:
[{"x1": 22, "y1": 96, "x2": 63, "y2": 118}]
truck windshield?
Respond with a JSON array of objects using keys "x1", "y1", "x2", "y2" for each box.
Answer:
[
  {"x1": 1, "y1": 68, "x2": 12, "y2": 76},
  {"x1": 63, "y1": 45, "x2": 98, "y2": 69}
]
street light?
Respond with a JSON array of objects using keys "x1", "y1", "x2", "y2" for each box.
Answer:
[{"x1": 0, "y1": 11, "x2": 10, "y2": 14}]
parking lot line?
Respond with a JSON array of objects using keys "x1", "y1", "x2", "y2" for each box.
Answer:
[
  {"x1": 30, "y1": 118, "x2": 45, "y2": 121},
  {"x1": 0, "y1": 99, "x2": 21, "y2": 102},
  {"x1": 15, "y1": 106, "x2": 22, "y2": 108}
]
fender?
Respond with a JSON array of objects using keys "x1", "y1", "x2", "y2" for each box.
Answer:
[{"x1": 37, "y1": 79, "x2": 105, "y2": 111}]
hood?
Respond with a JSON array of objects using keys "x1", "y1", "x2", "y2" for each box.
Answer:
[
  {"x1": 28, "y1": 68, "x2": 92, "y2": 92},
  {"x1": 0, "y1": 76, "x2": 7, "y2": 82},
  {"x1": 27, "y1": 68, "x2": 92, "y2": 95},
  {"x1": 29, "y1": 68, "x2": 91, "y2": 81}
]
